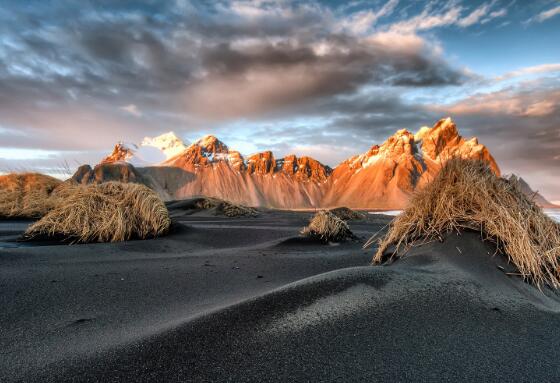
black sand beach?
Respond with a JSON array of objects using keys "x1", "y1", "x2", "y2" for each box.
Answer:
[{"x1": 1, "y1": 209, "x2": 560, "y2": 382}]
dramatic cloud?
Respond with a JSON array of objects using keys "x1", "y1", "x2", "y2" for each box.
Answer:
[
  {"x1": 183, "y1": 35, "x2": 467, "y2": 119},
  {"x1": 441, "y1": 87, "x2": 560, "y2": 117},
  {"x1": 0, "y1": 0, "x2": 558, "y2": 199},
  {"x1": 0, "y1": 1, "x2": 468, "y2": 130}
]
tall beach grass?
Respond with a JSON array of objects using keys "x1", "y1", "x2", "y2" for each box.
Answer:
[
  {"x1": 302, "y1": 210, "x2": 355, "y2": 242},
  {"x1": 0, "y1": 173, "x2": 62, "y2": 218},
  {"x1": 25, "y1": 182, "x2": 170, "y2": 243},
  {"x1": 367, "y1": 159, "x2": 560, "y2": 288}
]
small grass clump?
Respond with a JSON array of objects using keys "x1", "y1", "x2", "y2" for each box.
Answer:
[
  {"x1": 0, "y1": 173, "x2": 62, "y2": 219},
  {"x1": 195, "y1": 197, "x2": 258, "y2": 217},
  {"x1": 367, "y1": 158, "x2": 560, "y2": 288},
  {"x1": 24, "y1": 182, "x2": 170, "y2": 243},
  {"x1": 328, "y1": 207, "x2": 366, "y2": 221},
  {"x1": 301, "y1": 210, "x2": 356, "y2": 243}
]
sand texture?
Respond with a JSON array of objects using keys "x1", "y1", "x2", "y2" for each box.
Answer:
[{"x1": 1, "y1": 209, "x2": 559, "y2": 382}]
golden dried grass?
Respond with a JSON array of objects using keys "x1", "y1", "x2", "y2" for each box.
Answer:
[
  {"x1": 24, "y1": 182, "x2": 170, "y2": 243},
  {"x1": 301, "y1": 210, "x2": 355, "y2": 242},
  {"x1": 0, "y1": 173, "x2": 62, "y2": 218},
  {"x1": 367, "y1": 159, "x2": 560, "y2": 288},
  {"x1": 195, "y1": 197, "x2": 258, "y2": 217},
  {"x1": 328, "y1": 207, "x2": 366, "y2": 221}
]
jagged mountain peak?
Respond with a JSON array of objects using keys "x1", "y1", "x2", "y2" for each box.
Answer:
[
  {"x1": 378, "y1": 129, "x2": 416, "y2": 157},
  {"x1": 246, "y1": 151, "x2": 275, "y2": 174},
  {"x1": 279, "y1": 154, "x2": 332, "y2": 182},
  {"x1": 92, "y1": 118, "x2": 511, "y2": 209},
  {"x1": 339, "y1": 117, "x2": 497, "y2": 177},
  {"x1": 415, "y1": 117, "x2": 500, "y2": 174},
  {"x1": 163, "y1": 135, "x2": 242, "y2": 170},
  {"x1": 417, "y1": 117, "x2": 461, "y2": 158},
  {"x1": 193, "y1": 135, "x2": 229, "y2": 154},
  {"x1": 100, "y1": 142, "x2": 136, "y2": 164},
  {"x1": 415, "y1": 117, "x2": 456, "y2": 142},
  {"x1": 344, "y1": 129, "x2": 417, "y2": 170}
]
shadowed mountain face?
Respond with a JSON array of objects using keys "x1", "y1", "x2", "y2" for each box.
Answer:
[
  {"x1": 78, "y1": 118, "x2": 500, "y2": 209},
  {"x1": 508, "y1": 175, "x2": 557, "y2": 208}
]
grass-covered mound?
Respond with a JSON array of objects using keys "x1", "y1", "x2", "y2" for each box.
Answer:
[
  {"x1": 24, "y1": 182, "x2": 170, "y2": 243},
  {"x1": 0, "y1": 173, "x2": 62, "y2": 219},
  {"x1": 169, "y1": 197, "x2": 258, "y2": 217},
  {"x1": 328, "y1": 207, "x2": 366, "y2": 221},
  {"x1": 301, "y1": 210, "x2": 356, "y2": 243},
  {"x1": 196, "y1": 197, "x2": 258, "y2": 217},
  {"x1": 369, "y1": 159, "x2": 560, "y2": 288}
]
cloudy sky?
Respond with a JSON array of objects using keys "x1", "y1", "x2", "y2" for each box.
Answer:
[{"x1": 1, "y1": 0, "x2": 559, "y2": 201}]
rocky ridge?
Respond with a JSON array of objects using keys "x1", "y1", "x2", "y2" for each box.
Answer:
[{"x1": 84, "y1": 118, "x2": 503, "y2": 208}]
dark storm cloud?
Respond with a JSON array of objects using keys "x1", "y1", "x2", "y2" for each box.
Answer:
[
  {"x1": 0, "y1": 0, "x2": 469, "y2": 144},
  {"x1": 182, "y1": 32, "x2": 467, "y2": 118}
]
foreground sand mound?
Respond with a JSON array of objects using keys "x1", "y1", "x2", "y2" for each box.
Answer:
[
  {"x1": 0, "y1": 173, "x2": 62, "y2": 219},
  {"x1": 328, "y1": 207, "x2": 366, "y2": 221},
  {"x1": 301, "y1": 211, "x2": 355, "y2": 243},
  {"x1": 24, "y1": 182, "x2": 170, "y2": 243},
  {"x1": 368, "y1": 159, "x2": 560, "y2": 287}
]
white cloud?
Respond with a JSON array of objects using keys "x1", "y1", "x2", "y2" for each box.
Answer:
[
  {"x1": 120, "y1": 104, "x2": 142, "y2": 117},
  {"x1": 457, "y1": 3, "x2": 491, "y2": 27},
  {"x1": 0, "y1": 147, "x2": 62, "y2": 160},
  {"x1": 387, "y1": 6, "x2": 462, "y2": 34},
  {"x1": 489, "y1": 8, "x2": 507, "y2": 18},
  {"x1": 526, "y1": 5, "x2": 560, "y2": 23},
  {"x1": 434, "y1": 87, "x2": 560, "y2": 117},
  {"x1": 385, "y1": 1, "x2": 507, "y2": 33},
  {"x1": 339, "y1": 0, "x2": 399, "y2": 35},
  {"x1": 496, "y1": 63, "x2": 560, "y2": 81}
]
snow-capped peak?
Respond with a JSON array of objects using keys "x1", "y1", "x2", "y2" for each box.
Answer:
[
  {"x1": 414, "y1": 126, "x2": 431, "y2": 142},
  {"x1": 141, "y1": 131, "x2": 187, "y2": 159}
]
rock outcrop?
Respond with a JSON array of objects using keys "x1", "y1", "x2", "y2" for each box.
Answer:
[
  {"x1": 508, "y1": 175, "x2": 557, "y2": 208},
  {"x1": 100, "y1": 143, "x2": 135, "y2": 164},
  {"x1": 72, "y1": 163, "x2": 141, "y2": 184},
  {"x1": 415, "y1": 117, "x2": 499, "y2": 175}
]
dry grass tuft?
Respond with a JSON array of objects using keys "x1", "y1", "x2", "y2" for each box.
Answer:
[
  {"x1": 195, "y1": 197, "x2": 258, "y2": 217},
  {"x1": 302, "y1": 210, "x2": 356, "y2": 242},
  {"x1": 0, "y1": 173, "x2": 62, "y2": 219},
  {"x1": 24, "y1": 182, "x2": 170, "y2": 243},
  {"x1": 367, "y1": 158, "x2": 560, "y2": 288},
  {"x1": 328, "y1": 207, "x2": 366, "y2": 221}
]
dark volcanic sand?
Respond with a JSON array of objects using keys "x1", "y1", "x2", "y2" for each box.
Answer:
[{"x1": 1, "y1": 209, "x2": 560, "y2": 382}]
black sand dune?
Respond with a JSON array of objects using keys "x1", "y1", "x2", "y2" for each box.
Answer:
[{"x1": 1, "y1": 210, "x2": 560, "y2": 382}]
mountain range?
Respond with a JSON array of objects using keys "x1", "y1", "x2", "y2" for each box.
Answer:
[{"x1": 72, "y1": 117, "x2": 554, "y2": 209}]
